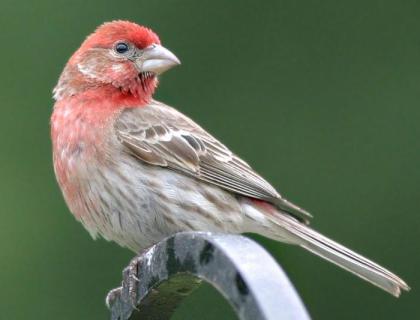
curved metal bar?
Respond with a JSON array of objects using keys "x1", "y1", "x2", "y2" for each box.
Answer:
[{"x1": 107, "y1": 232, "x2": 311, "y2": 320}]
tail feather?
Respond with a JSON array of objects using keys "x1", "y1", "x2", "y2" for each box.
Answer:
[{"x1": 262, "y1": 211, "x2": 410, "y2": 297}]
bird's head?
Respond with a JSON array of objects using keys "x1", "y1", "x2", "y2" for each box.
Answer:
[{"x1": 54, "y1": 20, "x2": 180, "y2": 103}]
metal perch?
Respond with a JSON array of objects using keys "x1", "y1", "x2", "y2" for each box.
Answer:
[{"x1": 107, "y1": 232, "x2": 311, "y2": 320}]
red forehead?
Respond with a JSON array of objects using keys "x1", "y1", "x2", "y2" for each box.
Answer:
[{"x1": 81, "y1": 20, "x2": 160, "y2": 51}]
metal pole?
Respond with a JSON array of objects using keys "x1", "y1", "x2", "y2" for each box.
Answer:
[{"x1": 107, "y1": 232, "x2": 311, "y2": 320}]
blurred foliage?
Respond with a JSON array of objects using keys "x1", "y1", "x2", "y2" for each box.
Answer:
[{"x1": 0, "y1": 0, "x2": 418, "y2": 319}]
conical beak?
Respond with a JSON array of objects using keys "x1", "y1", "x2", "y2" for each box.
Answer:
[{"x1": 136, "y1": 44, "x2": 180, "y2": 75}]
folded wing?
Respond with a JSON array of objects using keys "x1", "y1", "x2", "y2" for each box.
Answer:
[{"x1": 114, "y1": 100, "x2": 311, "y2": 221}]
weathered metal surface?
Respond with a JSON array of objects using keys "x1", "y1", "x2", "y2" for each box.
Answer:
[{"x1": 107, "y1": 232, "x2": 311, "y2": 320}]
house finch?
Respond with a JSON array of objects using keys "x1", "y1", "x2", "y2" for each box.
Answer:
[{"x1": 51, "y1": 20, "x2": 408, "y2": 297}]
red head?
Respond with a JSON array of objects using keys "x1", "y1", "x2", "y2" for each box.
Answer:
[{"x1": 53, "y1": 20, "x2": 180, "y2": 104}]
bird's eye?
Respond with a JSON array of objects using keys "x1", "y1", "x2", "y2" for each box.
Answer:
[{"x1": 115, "y1": 42, "x2": 129, "y2": 54}]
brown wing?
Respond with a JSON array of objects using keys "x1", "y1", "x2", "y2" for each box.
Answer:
[{"x1": 114, "y1": 100, "x2": 311, "y2": 221}]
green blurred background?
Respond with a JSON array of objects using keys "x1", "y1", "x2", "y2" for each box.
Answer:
[{"x1": 0, "y1": 0, "x2": 418, "y2": 319}]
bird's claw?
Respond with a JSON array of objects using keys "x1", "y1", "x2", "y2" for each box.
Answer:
[{"x1": 105, "y1": 287, "x2": 122, "y2": 309}]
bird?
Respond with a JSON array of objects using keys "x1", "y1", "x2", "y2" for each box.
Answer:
[{"x1": 51, "y1": 20, "x2": 409, "y2": 297}]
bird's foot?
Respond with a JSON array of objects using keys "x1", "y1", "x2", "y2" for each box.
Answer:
[{"x1": 125, "y1": 255, "x2": 143, "y2": 309}]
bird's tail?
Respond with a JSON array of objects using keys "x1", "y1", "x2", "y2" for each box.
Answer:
[{"x1": 245, "y1": 202, "x2": 410, "y2": 297}]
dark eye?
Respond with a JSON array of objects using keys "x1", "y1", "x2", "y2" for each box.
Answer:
[{"x1": 115, "y1": 42, "x2": 129, "y2": 54}]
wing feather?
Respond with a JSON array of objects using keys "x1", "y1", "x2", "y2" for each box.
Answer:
[{"x1": 115, "y1": 100, "x2": 311, "y2": 221}]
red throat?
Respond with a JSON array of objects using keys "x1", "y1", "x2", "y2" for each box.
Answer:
[{"x1": 53, "y1": 60, "x2": 158, "y2": 106}]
